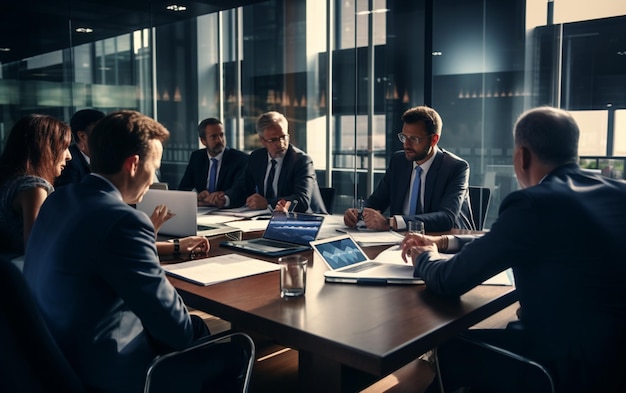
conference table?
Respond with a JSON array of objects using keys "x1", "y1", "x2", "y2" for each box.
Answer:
[{"x1": 165, "y1": 226, "x2": 517, "y2": 392}]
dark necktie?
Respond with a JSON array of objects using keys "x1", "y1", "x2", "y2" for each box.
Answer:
[
  {"x1": 265, "y1": 159, "x2": 277, "y2": 199},
  {"x1": 207, "y1": 158, "x2": 218, "y2": 192},
  {"x1": 409, "y1": 166, "x2": 423, "y2": 215}
]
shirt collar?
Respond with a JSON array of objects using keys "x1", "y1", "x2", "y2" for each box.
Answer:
[
  {"x1": 414, "y1": 146, "x2": 439, "y2": 172},
  {"x1": 206, "y1": 149, "x2": 225, "y2": 162}
]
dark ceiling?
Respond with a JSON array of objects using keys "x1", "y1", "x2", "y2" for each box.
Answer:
[{"x1": 0, "y1": 0, "x2": 264, "y2": 64}]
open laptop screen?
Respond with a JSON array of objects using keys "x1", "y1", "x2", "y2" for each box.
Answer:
[
  {"x1": 263, "y1": 212, "x2": 325, "y2": 246},
  {"x1": 313, "y1": 236, "x2": 368, "y2": 269}
]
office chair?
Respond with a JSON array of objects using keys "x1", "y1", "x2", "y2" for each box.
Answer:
[
  {"x1": 144, "y1": 331, "x2": 256, "y2": 393},
  {"x1": 468, "y1": 186, "x2": 491, "y2": 230},
  {"x1": 319, "y1": 187, "x2": 336, "y2": 214},
  {"x1": 434, "y1": 334, "x2": 555, "y2": 393},
  {"x1": 0, "y1": 260, "x2": 85, "y2": 393}
]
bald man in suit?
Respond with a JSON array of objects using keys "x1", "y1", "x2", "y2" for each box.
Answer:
[{"x1": 403, "y1": 107, "x2": 626, "y2": 393}]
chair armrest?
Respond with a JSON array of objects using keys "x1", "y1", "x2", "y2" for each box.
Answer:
[{"x1": 456, "y1": 334, "x2": 555, "y2": 393}]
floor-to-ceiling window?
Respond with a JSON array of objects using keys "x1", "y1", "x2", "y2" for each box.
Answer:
[{"x1": 1, "y1": 0, "x2": 625, "y2": 228}]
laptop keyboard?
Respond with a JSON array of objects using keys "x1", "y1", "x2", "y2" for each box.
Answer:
[
  {"x1": 253, "y1": 239, "x2": 296, "y2": 248},
  {"x1": 342, "y1": 261, "x2": 381, "y2": 273}
]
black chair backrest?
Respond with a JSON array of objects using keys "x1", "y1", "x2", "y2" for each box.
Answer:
[
  {"x1": 144, "y1": 331, "x2": 255, "y2": 393},
  {"x1": 468, "y1": 186, "x2": 491, "y2": 231},
  {"x1": 0, "y1": 261, "x2": 84, "y2": 393},
  {"x1": 319, "y1": 187, "x2": 336, "y2": 214}
]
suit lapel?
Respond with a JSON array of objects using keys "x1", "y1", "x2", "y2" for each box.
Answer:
[
  {"x1": 216, "y1": 148, "x2": 229, "y2": 189},
  {"x1": 398, "y1": 157, "x2": 413, "y2": 202},
  {"x1": 423, "y1": 150, "x2": 443, "y2": 210},
  {"x1": 276, "y1": 145, "x2": 295, "y2": 195}
]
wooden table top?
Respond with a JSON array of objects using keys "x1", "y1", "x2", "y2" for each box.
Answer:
[{"x1": 166, "y1": 232, "x2": 517, "y2": 377}]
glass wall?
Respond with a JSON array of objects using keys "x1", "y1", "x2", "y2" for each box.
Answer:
[{"x1": 1, "y1": 0, "x2": 625, "y2": 228}]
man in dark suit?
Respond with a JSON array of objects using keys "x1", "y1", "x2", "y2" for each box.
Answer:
[
  {"x1": 344, "y1": 105, "x2": 473, "y2": 232},
  {"x1": 23, "y1": 111, "x2": 242, "y2": 393},
  {"x1": 209, "y1": 111, "x2": 327, "y2": 214},
  {"x1": 402, "y1": 107, "x2": 626, "y2": 393},
  {"x1": 178, "y1": 117, "x2": 248, "y2": 206},
  {"x1": 54, "y1": 108, "x2": 105, "y2": 188}
]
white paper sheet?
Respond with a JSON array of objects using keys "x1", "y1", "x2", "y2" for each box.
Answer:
[
  {"x1": 374, "y1": 247, "x2": 515, "y2": 286},
  {"x1": 164, "y1": 254, "x2": 280, "y2": 286},
  {"x1": 224, "y1": 219, "x2": 271, "y2": 232}
]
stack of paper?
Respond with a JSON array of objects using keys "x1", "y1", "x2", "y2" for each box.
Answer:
[
  {"x1": 164, "y1": 254, "x2": 280, "y2": 286},
  {"x1": 336, "y1": 228, "x2": 405, "y2": 246},
  {"x1": 212, "y1": 206, "x2": 271, "y2": 218}
]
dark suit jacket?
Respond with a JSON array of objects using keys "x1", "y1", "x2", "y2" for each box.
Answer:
[
  {"x1": 54, "y1": 144, "x2": 90, "y2": 188},
  {"x1": 225, "y1": 144, "x2": 327, "y2": 214},
  {"x1": 366, "y1": 148, "x2": 473, "y2": 231},
  {"x1": 23, "y1": 175, "x2": 196, "y2": 393},
  {"x1": 414, "y1": 164, "x2": 626, "y2": 392},
  {"x1": 177, "y1": 147, "x2": 248, "y2": 192}
]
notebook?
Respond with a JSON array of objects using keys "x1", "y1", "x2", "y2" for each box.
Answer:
[
  {"x1": 220, "y1": 211, "x2": 325, "y2": 257},
  {"x1": 310, "y1": 234, "x2": 423, "y2": 285},
  {"x1": 136, "y1": 189, "x2": 239, "y2": 238}
]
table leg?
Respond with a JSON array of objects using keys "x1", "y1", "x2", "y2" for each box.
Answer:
[{"x1": 298, "y1": 350, "x2": 343, "y2": 393}]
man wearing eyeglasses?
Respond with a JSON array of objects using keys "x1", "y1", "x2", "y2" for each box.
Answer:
[
  {"x1": 208, "y1": 111, "x2": 327, "y2": 214},
  {"x1": 178, "y1": 118, "x2": 249, "y2": 206},
  {"x1": 344, "y1": 105, "x2": 473, "y2": 232}
]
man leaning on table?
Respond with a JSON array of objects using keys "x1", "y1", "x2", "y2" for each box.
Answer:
[
  {"x1": 23, "y1": 110, "x2": 245, "y2": 393},
  {"x1": 401, "y1": 106, "x2": 626, "y2": 393},
  {"x1": 178, "y1": 117, "x2": 248, "y2": 206},
  {"x1": 343, "y1": 105, "x2": 473, "y2": 232},
  {"x1": 207, "y1": 111, "x2": 327, "y2": 214}
]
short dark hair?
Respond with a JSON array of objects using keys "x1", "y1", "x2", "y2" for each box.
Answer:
[
  {"x1": 197, "y1": 118, "x2": 223, "y2": 139},
  {"x1": 69, "y1": 109, "x2": 105, "y2": 140},
  {"x1": 401, "y1": 106, "x2": 443, "y2": 136},
  {"x1": 514, "y1": 106, "x2": 579, "y2": 166},
  {"x1": 0, "y1": 114, "x2": 71, "y2": 184},
  {"x1": 89, "y1": 110, "x2": 169, "y2": 175}
]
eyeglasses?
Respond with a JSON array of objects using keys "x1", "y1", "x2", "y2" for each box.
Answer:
[
  {"x1": 397, "y1": 133, "x2": 430, "y2": 145},
  {"x1": 262, "y1": 134, "x2": 289, "y2": 144}
]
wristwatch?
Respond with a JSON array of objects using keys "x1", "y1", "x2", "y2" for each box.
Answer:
[
  {"x1": 173, "y1": 238, "x2": 181, "y2": 258},
  {"x1": 389, "y1": 216, "x2": 396, "y2": 231}
]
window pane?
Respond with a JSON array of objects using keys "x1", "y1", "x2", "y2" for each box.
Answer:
[{"x1": 569, "y1": 110, "x2": 608, "y2": 156}]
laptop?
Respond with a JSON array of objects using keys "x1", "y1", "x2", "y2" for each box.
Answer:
[
  {"x1": 310, "y1": 234, "x2": 423, "y2": 285},
  {"x1": 220, "y1": 211, "x2": 325, "y2": 257},
  {"x1": 136, "y1": 189, "x2": 238, "y2": 238}
]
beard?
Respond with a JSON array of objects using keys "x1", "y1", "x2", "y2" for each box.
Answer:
[
  {"x1": 208, "y1": 144, "x2": 224, "y2": 156},
  {"x1": 404, "y1": 146, "x2": 431, "y2": 162}
]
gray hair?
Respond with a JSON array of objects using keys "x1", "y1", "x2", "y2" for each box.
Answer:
[
  {"x1": 514, "y1": 106, "x2": 579, "y2": 166},
  {"x1": 256, "y1": 111, "x2": 288, "y2": 135}
]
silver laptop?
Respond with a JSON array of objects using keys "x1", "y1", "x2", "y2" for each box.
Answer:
[
  {"x1": 220, "y1": 211, "x2": 325, "y2": 257},
  {"x1": 136, "y1": 189, "x2": 237, "y2": 238},
  {"x1": 310, "y1": 234, "x2": 423, "y2": 285}
]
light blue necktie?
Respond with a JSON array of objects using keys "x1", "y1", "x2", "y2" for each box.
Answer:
[
  {"x1": 207, "y1": 158, "x2": 218, "y2": 192},
  {"x1": 408, "y1": 166, "x2": 423, "y2": 215}
]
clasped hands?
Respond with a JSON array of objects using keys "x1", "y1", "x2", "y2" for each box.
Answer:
[
  {"x1": 197, "y1": 190, "x2": 293, "y2": 212},
  {"x1": 343, "y1": 207, "x2": 389, "y2": 230}
]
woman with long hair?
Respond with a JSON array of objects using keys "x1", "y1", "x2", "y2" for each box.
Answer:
[{"x1": 0, "y1": 114, "x2": 72, "y2": 254}]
